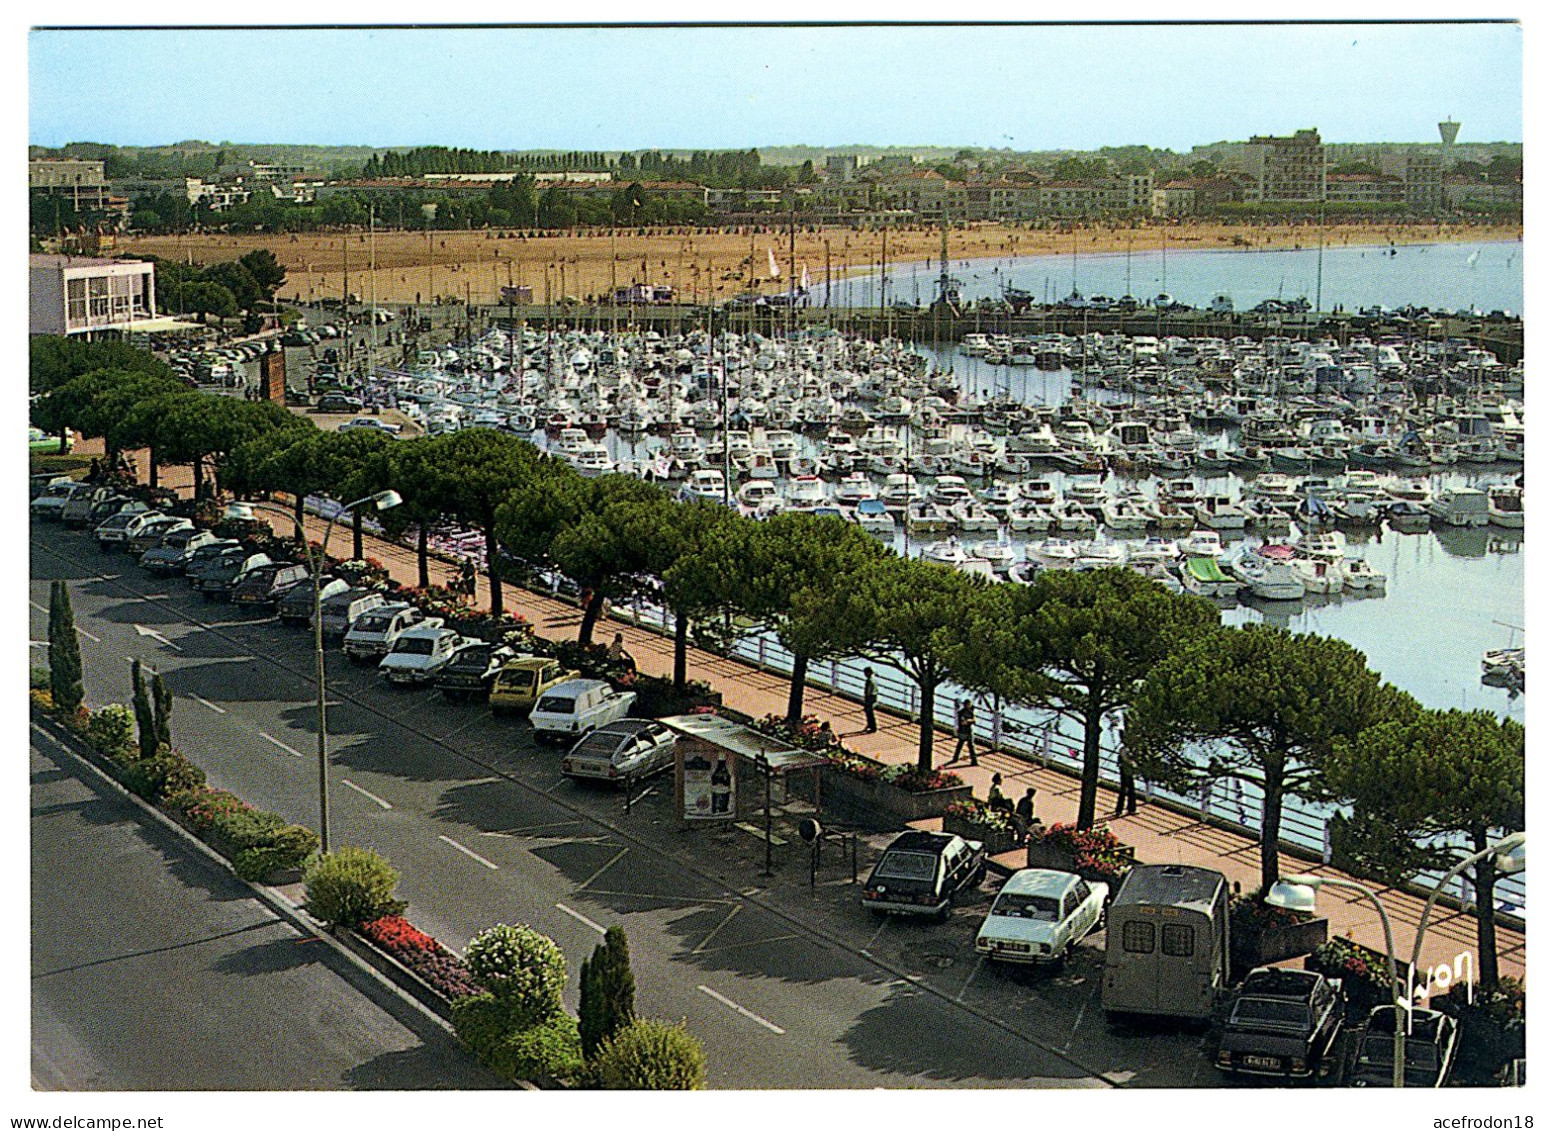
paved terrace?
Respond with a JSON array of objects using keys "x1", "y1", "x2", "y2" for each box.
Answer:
[{"x1": 109, "y1": 456, "x2": 1526, "y2": 983}]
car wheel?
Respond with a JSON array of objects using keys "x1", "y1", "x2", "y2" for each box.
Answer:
[{"x1": 934, "y1": 902, "x2": 951, "y2": 924}]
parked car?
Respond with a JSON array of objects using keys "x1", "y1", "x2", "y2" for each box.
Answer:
[
  {"x1": 59, "y1": 483, "x2": 114, "y2": 526},
  {"x1": 31, "y1": 479, "x2": 91, "y2": 521},
  {"x1": 125, "y1": 515, "x2": 194, "y2": 557},
  {"x1": 30, "y1": 473, "x2": 73, "y2": 501},
  {"x1": 529, "y1": 678, "x2": 636, "y2": 742},
  {"x1": 338, "y1": 416, "x2": 402, "y2": 436},
  {"x1": 1215, "y1": 967, "x2": 1347, "y2": 1080},
  {"x1": 378, "y1": 624, "x2": 463, "y2": 685},
  {"x1": 561, "y1": 719, "x2": 677, "y2": 786},
  {"x1": 1349, "y1": 1005, "x2": 1460, "y2": 1088},
  {"x1": 343, "y1": 603, "x2": 432, "y2": 663},
  {"x1": 277, "y1": 576, "x2": 349, "y2": 626},
  {"x1": 94, "y1": 505, "x2": 156, "y2": 550},
  {"x1": 974, "y1": 869, "x2": 1109, "y2": 965},
  {"x1": 182, "y1": 539, "x2": 244, "y2": 584},
  {"x1": 230, "y1": 562, "x2": 311, "y2": 608},
  {"x1": 142, "y1": 529, "x2": 222, "y2": 576},
  {"x1": 86, "y1": 495, "x2": 141, "y2": 530},
  {"x1": 435, "y1": 640, "x2": 517, "y2": 701},
  {"x1": 317, "y1": 587, "x2": 389, "y2": 640},
  {"x1": 315, "y1": 392, "x2": 364, "y2": 414},
  {"x1": 861, "y1": 830, "x2": 986, "y2": 921},
  {"x1": 195, "y1": 551, "x2": 275, "y2": 601},
  {"x1": 488, "y1": 656, "x2": 576, "y2": 716},
  {"x1": 111, "y1": 510, "x2": 171, "y2": 552}
]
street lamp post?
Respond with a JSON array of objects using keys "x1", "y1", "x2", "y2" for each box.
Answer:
[
  {"x1": 246, "y1": 489, "x2": 402, "y2": 854},
  {"x1": 1266, "y1": 873, "x2": 1403, "y2": 1085}
]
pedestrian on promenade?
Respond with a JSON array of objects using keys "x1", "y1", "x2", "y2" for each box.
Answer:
[
  {"x1": 987, "y1": 772, "x2": 1012, "y2": 816},
  {"x1": 458, "y1": 558, "x2": 477, "y2": 600},
  {"x1": 607, "y1": 632, "x2": 635, "y2": 674},
  {"x1": 1114, "y1": 750, "x2": 1138, "y2": 817},
  {"x1": 861, "y1": 668, "x2": 878, "y2": 733},
  {"x1": 950, "y1": 698, "x2": 978, "y2": 766},
  {"x1": 1012, "y1": 787, "x2": 1038, "y2": 843}
]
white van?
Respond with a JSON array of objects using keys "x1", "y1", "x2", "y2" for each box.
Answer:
[
  {"x1": 529, "y1": 678, "x2": 636, "y2": 743},
  {"x1": 316, "y1": 588, "x2": 388, "y2": 639}
]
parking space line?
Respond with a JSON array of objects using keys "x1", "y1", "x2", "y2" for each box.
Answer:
[
  {"x1": 190, "y1": 695, "x2": 227, "y2": 715},
  {"x1": 860, "y1": 915, "x2": 889, "y2": 955},
  {"x1": 340, "y1": 779, "x2": 394, "y2": 810},
  {"x1": 697, "y1": 985, "x2": 785, "y2": 1035},
  {"x1": 691, "y1": 905, "x2": 741, "y2": 954},
  {"x1": 957, "y1": 954, "x2": 986, "y2": 1003},
  {"x1": 555, "y1": 902, "x2": 606, "y2": 935},
  {"x1": 577, "y1": 846, "x2": 629, "y2": 890},
  {"x1": 76, "y1": 625, "x2": 101, "y2": 643},
  {"x1": 258, "y1": 731, "x2": 304, "y2": 758},
  {"x1": 631, "y1": 786, "x2": 655, "y2": 804},
  {"x1": 439, "y1": 834, "x2": 499, "y2": 870}
]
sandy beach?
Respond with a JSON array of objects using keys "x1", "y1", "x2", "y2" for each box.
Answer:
[{"x1": 120, "y1": 219, "x2": 1521, "y2": 308}]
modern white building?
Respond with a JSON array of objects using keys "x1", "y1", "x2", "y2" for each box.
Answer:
[{"x1": 29, "y1": 253, "x2": 163, "y2": 336}]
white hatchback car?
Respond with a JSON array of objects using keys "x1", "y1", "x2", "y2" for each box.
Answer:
[
  {"x1": 378, "y1": 624, "x2": 463, "y2": 685},
  {"x1": 974, "y1": 868, "x2": 1109, "y2": 966},
  {"x1": 529, "y1": 678, "x2": 636, "y2": 743}
]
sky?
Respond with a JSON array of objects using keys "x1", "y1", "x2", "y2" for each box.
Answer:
[{"x1": 25, "y1": 17, "x2": 1524, "y2": 153}]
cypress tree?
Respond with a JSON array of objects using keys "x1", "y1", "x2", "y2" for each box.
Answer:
[
  {"x1": 131, "y1": 659, "x2": 156, "y2": 759},
  {"x1": 578, "y1": 926, "x2": 636, "y2": 1060},
  {"x1": 48, "y1": 580, "x2": 83, "y2": 716},
  {"x1": 152, "y1": 671, "x2": 173, "y2": 749}
]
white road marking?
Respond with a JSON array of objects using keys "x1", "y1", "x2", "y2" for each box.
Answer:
[
  {"x1": 438, "y1": 834, "x2": 499, "y2": 870},
  {"x1": 577, "y1": 846, "x2": 629, "y2": 890},
  {"x1": 29, "y1": 600, "x2": 47, "y2": 614},
  {"x1": 957, "y1": 954, "x2": 986, "y2": 1003},
  {"x1": 76, "y1": 625, "x2": 101, "y2": 643},
  {"x1": 555, "y1": 902, "x2": 606, "y2": 935},
  {"x1": 692, "y1": 905, "x2": 741, "y2": 954},
  {"x1": 258, "y1": 731, "x2": 304, "y2": 758},
  {"x1": 861, "y1": 915, "x2": 889, "y2": 953},
  {"x1": 340, "y1": 779, "x2": 394, "y2": 810},
  {"x1": 132, "y1": 624, "x2": 179, "y2": 650},
  {"x1": 631, "y1": 786, "x2": 655, "y2": 804},
  {"x1": 29, "y1": 640, "x2": 49, "y2": 648},
  {"x1": 191, "y1": 695, "x2": 227, "y2": 715},
  {"x1": 697, "y1": 985, "x2": 785, "y2": 1035}
]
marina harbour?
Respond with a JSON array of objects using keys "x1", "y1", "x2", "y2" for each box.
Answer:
[{"x1": 321, "y1": 239, "x2": 1524, "y2": 911}]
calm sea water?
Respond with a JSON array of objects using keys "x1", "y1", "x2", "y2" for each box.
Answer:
[{"x1": 816, "y1": 239, "x2": 1524, "y2": 317}]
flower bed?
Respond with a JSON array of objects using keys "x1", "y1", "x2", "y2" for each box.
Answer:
[
  {"x1": 1228, "y1": 893, "x2": 1327, "y2": 973},
  {"x1": 1305, "y1": 937, "x2": 1396, "y2": 1011},
  {"x1": 942, "y1": 800, "x2": 1021, "y2": 855},
  {"x1": 357, "y1": 915, "x2": 481, "y2": 1002},
  {"x1": 1023, "y1": 822, "x2": 1134, "y2": 885}
]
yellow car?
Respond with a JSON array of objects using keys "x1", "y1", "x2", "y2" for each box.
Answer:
[{"x1": 488, "y1": 656, "x2": 577, "y2": 717}]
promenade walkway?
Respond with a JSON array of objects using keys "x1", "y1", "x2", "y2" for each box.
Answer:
[{"x1": 109, "y1": 454, "x2": 1527, "y2": 984}]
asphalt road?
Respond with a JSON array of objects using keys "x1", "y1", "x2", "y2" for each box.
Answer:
[
  {"x1": 31, "y1": 518, "x2": 1231, "y2": 1089},
  {"x1": 29, "y1": 723, "x2": 497, "y2": 1091}
]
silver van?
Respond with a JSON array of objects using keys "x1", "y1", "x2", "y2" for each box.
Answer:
[
  {"x1": 1101, "y1": 864, "x2": 1229, "y2": 1022},
  {"x1": 316, "y1": 588, "x2": 389, "y2": 641}
]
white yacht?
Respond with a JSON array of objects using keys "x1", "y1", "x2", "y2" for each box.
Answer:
[{"x1": 1488, "y1": 484, "x2": 1524, "y2": 529}]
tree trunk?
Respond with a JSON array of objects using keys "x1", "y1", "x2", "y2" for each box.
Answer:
[
  {"x1": 1471, "y1": 826, "x2": 1501, "y2": 990},
  {"x1": 293, "y1": 493, "x2": 306, "y2": 541},
  {"x1": 785, "y1": 652, "x2": 809, "y2": 722},
  {"x1": 673, "y1": 612, "x2": 688, "y2": 689},
  {"x1": 57, "y1": 429, "x2": 69, "y2": 455},
  {"x1": 148, "y1": 449, "x2": 159, "y2": 489},
  {"x1": 917, "y1": 676, "x2": 936, "y2": 774},
  {"x1": 483, "y1": 523, "x2": 503, "y2": 615},
  {"x1": 1259, "y1": 757, "x2": 1286, "y2": 890},
  {"x1": 416, "y1": 522, "x2": 430, "y2": 589},
  {"x1": 352, "y1": 511, "x2": 364, "y2": 561},
  {"x1": 1076, "y1": 698, "x2": 1104, "y2": 830},
  {"x1": 578, "y1": 594, "x2": 602, "y2": 647},
  {"x1": 192, "y1": 456, "x2": 205, "y2": 500}
]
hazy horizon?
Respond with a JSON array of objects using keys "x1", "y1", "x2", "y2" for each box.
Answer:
[{"x1": 29, "y1": 23, "x2": 1523, "y2": 153}]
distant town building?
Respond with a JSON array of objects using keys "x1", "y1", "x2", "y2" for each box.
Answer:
[
  {"x1": 877, "y1": 169, "x2": 966, "y2": 220},
  {"x1": 185, "y1": 177, "x2": 252, "y2": 211},
  {"x1": 1324, "y1": 172, "x2": 1407, "y2": 205},
  {"x1": 247, "y1": 160, "x2": 307, "y2": 181},
  {"x1": 30, "y1": 158, "x2": 111, "y2": 211},
  {"x1": 1231, "y1": 129, "x2": 1327, "y2": 202},
  {"x1": 29, "y1": 253, "x2": 157, "y2": 337}
]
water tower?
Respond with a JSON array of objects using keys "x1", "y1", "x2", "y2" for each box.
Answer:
[{"x1": 1439, "y1": 119, "x2": 1461, "y2": 147}]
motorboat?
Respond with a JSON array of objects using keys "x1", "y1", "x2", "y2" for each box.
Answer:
[
  {"x1": 924, "y1": 537, "x2": 971, "y2": 567},
  {"x1": 1341, "y1": 558, "x2": 1388, "y2": 593},
  {"x1": 736, "y1": 480, "x2": 783, "y2": 519},
  {"x1": 1099, "y1": 494, "x2": 1152, "y2": 534},
  {"x1": 906, "y1": 500, "x2": 956, "y2": 536},
  {"x1": 1290, "y1": 554, "x2": 1345, "y2": 594},
  {"x1": 952, "y1": 500, "x2": 1000, "y2": 533},
  {"x1": 1178, "y1": 530, "x2": 1225, "y2": 558},
  {"x1": 1487, "y1": 485, "x2": 1524, "y2": 529},
  {"x1": 1296, "y1": 530, "x2": 1347, "y2": 560},
  {"x1": 833, "y1": 473, "x2": 878, "y2": 505},
  {"x1": 784, "y1": 475, "x2": 832, "y2": 512},
  {"x1": 1430, "y1": 487, "x2": 1491, "y2": 528},
  {"x1": 853, "y1": 497, "x2": 896, "y2": 538},
  {"x1": 1227, "y1": 551, "x2": 1306, "y2": 601},
  {"x1": 677, "y1": 469, "x2": 727, "y2": 503},
  {"x1": 1006, "y1": 498, "x2": 1055, "y2": 533},
  {"x1": 968, "y1": 540, "x2": 1016, "y2": 575},
  {"x1": 1181, "y1": 555, "x2": 1244, "y2": 599},
  {"x1": 1027, "y1": 538, "x2": 1081, "y2": 570},
  {"x1": 1074, "y1": 539, "x2": 1128, "y2": 571}
]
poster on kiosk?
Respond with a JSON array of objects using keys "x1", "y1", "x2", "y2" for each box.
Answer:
[{"x1": 680, "y1": 746, "x2": 737, "y2": 822}]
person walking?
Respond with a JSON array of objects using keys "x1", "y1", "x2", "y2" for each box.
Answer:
[
  {"x1": 1013, "y1": 787, "x2": 1038, "y2": 843},
  {"x1": 950, "y1": 698, "x2": 978, "y2": 766},
  {"x1": 861, "y1": 668, "x2": 878, "y2": 733},
  {"x1": 458, "y1": 558, "x2": 477, "y2": 600},
  {"x1": 1114, "y1": 750, "x2": 1139, "y2": 817}
]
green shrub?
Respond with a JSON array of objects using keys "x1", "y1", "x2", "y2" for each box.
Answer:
[
  {"x1": 588, "y1": 1019, "x2": 706, "y2": 1090},
  {"x1": 494, "y1": 1013, "x2": 583, "y2": 1082},
  {"x1": 302, "y1": 846, "x2": 406, "y2": 928},
  {"x1": 234, "y1": 825, "x2": 320, "y2": 882},
  {"x1": 30, "y1": 666, "x2": 51, "y2": 691},
  {"x1": 464, "y1": 924, "x2": 567, "y2": 1026},
  {"x1": 85, "y1": 704, "x2": 136, "y2": 759},
  {"x1": 120, "y1": 749, "x2": 206, "y2": 803},
  {"x1": 579, "y1": 927, "x2": 636, "y2": 1060},
  {"x1": 451, "y1": 992, "x2": 515, "y2": 1058}
]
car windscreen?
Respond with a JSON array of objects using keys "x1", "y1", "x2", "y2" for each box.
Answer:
[
  {"x1": 355, "y1": 614, "x2": 393, "y2": 631},
  {"x1": 991, "y1": 893, "x2": 1062, "y2": 921},
  {"x1": 393, "y1": 637, "x2": 436, "y2": 655},
  {"x1": 537, "y1": 696, "x2": 576, "y2": 715},
  {"x1": 1359, "y1": 1034, "x2": 1441, "y2": 1068},
  {"x1": 500, "y1": 670, "x2": 534, "y2": 687},
  {"x1": 572, "y1": 733, "x2": 621, "y2": 759},
  {"x1": 874, "y1": 851, "x2": 938, "y2": 882},
  {"x1": 453, "y1": 646, "x2": 491, "y2": 667},
  {"x1": 1231, "y1": 998, "x2": 1310, "y2": 1027}
]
